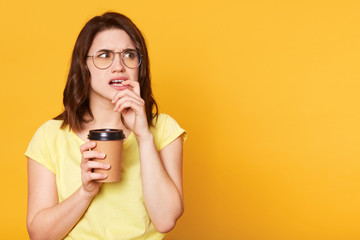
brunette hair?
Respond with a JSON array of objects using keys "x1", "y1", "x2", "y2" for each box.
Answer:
[{"x1": 55, "y1": 12, "x2": 158, "y2": 131}]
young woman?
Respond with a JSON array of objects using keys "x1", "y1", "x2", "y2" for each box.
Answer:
[{"x1": 26, "y1": 12, "x2": 186, "y2": 240}]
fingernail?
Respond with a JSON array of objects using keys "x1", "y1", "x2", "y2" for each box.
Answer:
[
  {"x1": 105, "y1": 164, "x2": 110, "y2": 169},
  {"x1": 100, "y1": 153, "x2": 106, "y2": 158},
  {"x1": 103, "y1": 174, "x2": 108, "y2": 178}
]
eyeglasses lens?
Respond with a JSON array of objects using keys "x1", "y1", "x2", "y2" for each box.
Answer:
[
  {"x1": 122, "y1": 50, "x2": 140, "y2": 69},
  {"x1": 93, "y1": 50, "x2": 112, "y2": 69}
]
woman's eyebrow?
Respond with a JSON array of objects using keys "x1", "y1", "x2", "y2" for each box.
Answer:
[
  {"x1": 122, "y1": 48, "x2": 136, "y2": 51},
  {"x1": 96, "y1": 48, "x2": 112, "y2": 52},
  {"x1": 95, "y1": 48, "x2": 136, "y2": 52}
]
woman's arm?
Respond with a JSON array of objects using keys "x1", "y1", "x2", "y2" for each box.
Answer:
[
  {"x1": 137, "y1": 134, "x2": 184, "y2": 233},
  {"x1": 112, "y1": 80, "x2": 184, "y2": 233},
  {"x1": 27, "y1": 142, "x2": 109, "y2": 240},
  {"x1": 27, "y1": 158, "x2": 93, "y2": 240}
]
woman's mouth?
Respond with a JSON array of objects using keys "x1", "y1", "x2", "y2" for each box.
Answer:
[
  {"x1": 109, "y1": 79, "x2": 129, "y2": 91},
  {"x1": 109, "y1": 80, "x2": 124, "y2": 86}
]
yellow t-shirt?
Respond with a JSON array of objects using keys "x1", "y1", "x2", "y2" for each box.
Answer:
[{"x1": 25, "y1": 113, "x2": 187, "y2": 240}]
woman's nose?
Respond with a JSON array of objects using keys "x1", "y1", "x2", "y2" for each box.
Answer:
[{"x1": 111, "y1": 53, "x2": 125, "y2": 72}]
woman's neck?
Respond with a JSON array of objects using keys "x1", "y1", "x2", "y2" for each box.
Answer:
[
  {"x1": 76, "y1": 95, "x2": 130, "y2": 140},
  {"x1": 90, "y1": 97, "x2": 125, "y2": 128}
]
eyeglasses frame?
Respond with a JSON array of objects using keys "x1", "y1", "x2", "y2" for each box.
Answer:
[{"x1": 87, "y1": 49, "x2": 142, "y2": 69}]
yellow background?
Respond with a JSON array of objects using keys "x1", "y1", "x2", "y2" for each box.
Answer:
[{"x1": 1, "y1": 0, "x2": 360, "y2": 239}]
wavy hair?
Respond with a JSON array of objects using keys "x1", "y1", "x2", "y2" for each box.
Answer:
[{"x1": 55, "y1": 12, "x2": 158, "y2": 131}]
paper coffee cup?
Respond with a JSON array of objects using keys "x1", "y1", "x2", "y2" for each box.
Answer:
[{"x1": 88, "y1": 129, "x2": 125, "y2": 182}]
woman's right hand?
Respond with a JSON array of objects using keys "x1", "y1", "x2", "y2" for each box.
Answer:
[{"x1": 80, "y1": 141, "x2": 109, "y2": 198}]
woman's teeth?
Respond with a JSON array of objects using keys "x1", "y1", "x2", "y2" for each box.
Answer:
[{"x1": 110, "y1": 80, "x2": 124, "y2": 86}]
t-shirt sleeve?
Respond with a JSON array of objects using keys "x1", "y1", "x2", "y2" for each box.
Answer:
[
  {"x1": 152, "y1": 114, "x2": 187, "y2": 151},
  {"x1": 25, "y1": 122, "x2": 56, "y2": 174}
]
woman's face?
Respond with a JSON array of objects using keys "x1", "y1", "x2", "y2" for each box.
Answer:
[{"x1": 87, "y1": 29, "x2": 139, "y2": 102}]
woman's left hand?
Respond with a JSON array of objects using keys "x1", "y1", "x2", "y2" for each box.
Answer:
[{"x1": 112, "y1": 80, "x2": 149, "y2": 138}]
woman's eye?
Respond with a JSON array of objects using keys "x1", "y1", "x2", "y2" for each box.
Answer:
[
  {"x1": 96, "y1": 51, "x2": 112, "y2": 58},
  {"x1": 124, "y1": 51, "x2": 136, "y2": 59}
]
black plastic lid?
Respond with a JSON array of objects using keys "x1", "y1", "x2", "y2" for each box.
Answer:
[{"x1": 87, "y1": 129, "x2": 125, "y2": 141}]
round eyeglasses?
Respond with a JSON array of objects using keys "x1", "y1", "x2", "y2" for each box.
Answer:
[{"x1": 87, "y1": 49, "x2": 142, "y2": 69}]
